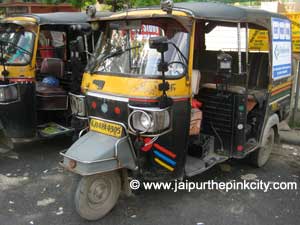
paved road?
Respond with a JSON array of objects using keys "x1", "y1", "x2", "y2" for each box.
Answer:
[{"x1": 0, "y1": 138, "x2": 299, "y2": 225}]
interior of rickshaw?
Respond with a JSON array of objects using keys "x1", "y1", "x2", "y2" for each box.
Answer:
[
  {"x1": 34, "y1": 24, "x2": 94, "y2": 138},
  {"x1": 185, "y1": 20, "x2": 269, "y2": 175}
]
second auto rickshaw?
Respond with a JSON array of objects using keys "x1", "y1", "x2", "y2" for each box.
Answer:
[
  {"x1": 0, "y1": 11, "x2": 110, "y2": 152},
  {"x1": 61, "y1": 2, "x2": 293, "y2": 220}
]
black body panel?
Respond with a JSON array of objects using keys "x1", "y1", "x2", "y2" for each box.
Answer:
[{"x1": 0, "y1": 82, "x2": 37, "y2": 138}]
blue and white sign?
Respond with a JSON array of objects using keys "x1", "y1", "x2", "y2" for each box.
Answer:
[{"x1": 272, "y1": 18, "x2": 292, "y2": 80}]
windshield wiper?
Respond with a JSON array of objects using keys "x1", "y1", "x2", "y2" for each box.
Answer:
[
  {"x1": 0, "y1": 39, "x2": 31, "y2": 55},
  {"x1": 91, "y1": 45, "x2": 141, "y2": 73},
  {"x1": 168, "y1": 42, "x2": 188, "y2": 65},
  {"x1": 103, "y1": 45, "x2": 141, "y2": 61}
]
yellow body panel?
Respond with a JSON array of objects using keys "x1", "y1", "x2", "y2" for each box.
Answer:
[
  {"x1": 0, "y1": 65, "x2": 35, "y2": 78},
  {"x1": 4, "y1": 17, "x2": 37, "y2": 23},
  {"x1": 0, "y1": 18, "x2": 40, "y2": 79},
  {"x1": 83, "y1": 19, "x2": 196, "y2": 99},
  {"x1": 98, "y1": 9, "x2": 190, "y2": 21},
  {"x1": 82, "y1": 73, "x2": 189, "y2": 98}
]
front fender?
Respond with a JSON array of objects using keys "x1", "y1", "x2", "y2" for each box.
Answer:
[
  {"x1": 60, "y1": 131, "x2": 137, "y2": 175},
  {"x1": 260, "y1": 113, "x2": 280, "y2": 145}
]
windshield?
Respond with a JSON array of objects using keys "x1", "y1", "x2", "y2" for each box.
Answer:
[
  {"x1": 0, "y1": 24, "x2": 34, "y2": 65},
  {"x1": 88, "y1": 18, "x2": 190, "y2": 78}
]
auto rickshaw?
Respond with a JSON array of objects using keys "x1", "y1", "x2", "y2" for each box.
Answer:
[
  {"x1": 0, "y1": 11, "x2": 111, "y2": 152},
  {"x1": 61, "y1": 2, "x2": 293, "y2": 220}
]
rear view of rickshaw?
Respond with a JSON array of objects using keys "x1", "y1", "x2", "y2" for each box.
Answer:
[
  {"x1": 61, "y1": 2, "x2": 293, "y2": 220},
  {"x1": 0, "y1": 12, "x2": 110, "y2": 152}
]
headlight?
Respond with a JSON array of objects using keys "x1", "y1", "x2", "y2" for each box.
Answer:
[
  {"x1": 128, "y1": 108, "x2": 171, "y2": 135},
  {"x1": 0, "y1": 84, "x2": 18, "y2": 103},
  {"x1": 140, "y1": 113, "x2": 153, "y2": 129},
  {"x1": 69, "y1": 93, "x2": 86, "y2": 117}
]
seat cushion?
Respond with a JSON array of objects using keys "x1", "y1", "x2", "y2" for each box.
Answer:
[{"x1": 36, "y1": 82, "x2": 66, "y2": 96}]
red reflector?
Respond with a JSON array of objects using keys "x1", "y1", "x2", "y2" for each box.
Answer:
[
  {"x1": 91, "y1": 101, "x2": 97, "y2": 109},
  {"x1": 114, "y1": 106, "x2": 121, "y2": 115},
  {"x1": 142, "y1": 137, "x2": 153, "y2": 152},
  {"x1": 237, "y1": 145, "x2": 244, "y2": 152}
]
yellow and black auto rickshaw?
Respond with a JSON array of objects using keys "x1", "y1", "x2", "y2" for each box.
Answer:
[
  {"x1": 0, "y1": 11, "x2": 111, "y2": 152},
  {"x1": 61, "y1": 2, "x2": 293, "y2": 220}
]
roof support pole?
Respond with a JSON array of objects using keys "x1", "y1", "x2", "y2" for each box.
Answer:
[
  {"x1": 237, "y1": 22, "x2": 242, "y2": 75},
  {"x1": 246, "y1": 23, "x2": 249, "y2": 92},
  {"x1": 84, "y1": 34, "x2": 89, "y2": 62}
]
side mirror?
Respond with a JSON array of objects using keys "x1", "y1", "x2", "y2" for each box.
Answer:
[{"x1": 149, "y1": 36, "x2": 168, "y2": 53}]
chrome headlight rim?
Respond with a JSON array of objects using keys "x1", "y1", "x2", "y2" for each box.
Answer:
[
  {"x1": 0, "y1": 83, "x2": 19, "y2": 103},
  {"x1": 69, "y1": 93, "x2": 86, "y2": 117},
  {"x1": 128, "y1": 110, "x2": 153, "y2": 134}
]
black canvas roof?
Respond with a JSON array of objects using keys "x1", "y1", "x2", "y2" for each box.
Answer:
[
  {"x1": 173, "y1": 2, "x2": 287, "y2": 22},
  {"x1": 96, "y1": 2, "x2": 288, "y2": 30},
  {"x1": 19, "y1": 12, "x2": 112, "y2": 25}
]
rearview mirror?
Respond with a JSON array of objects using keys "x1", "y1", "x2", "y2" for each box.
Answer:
[{"x1": 149, "y1": 36, "x2": 168, "y2": 53}]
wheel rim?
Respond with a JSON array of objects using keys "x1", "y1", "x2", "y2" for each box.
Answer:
[{"x1": 87, "y1": 178, "x2": 111, "y2": 207}]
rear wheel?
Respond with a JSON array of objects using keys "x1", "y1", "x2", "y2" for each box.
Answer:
[
  {"x1": 249, "y1": 128, "x2": 275, "y2": 167},
  {"x1": 75, "y1": 171, "x2": 121, "y2": 221}
]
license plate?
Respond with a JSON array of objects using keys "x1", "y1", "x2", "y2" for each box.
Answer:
[{"x1": 90, "y1": 118, "x2": 123, "y2": 138}]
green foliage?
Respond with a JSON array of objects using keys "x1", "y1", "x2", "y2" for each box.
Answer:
[
  {"x1": 37, "y1": 0, "x2": 97, "y2": 8},
  {"x1": 67, "y1": 0, "x2": 97, "y2": 8}
]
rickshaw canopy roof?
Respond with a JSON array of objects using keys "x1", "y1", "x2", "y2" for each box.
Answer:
[
  {"x1": 94, "y1": 2, "x2": 288, "y2": 30},
  {"x1": 173, "y1": 2, "x2": 287, "y2": 23},
  {"x1": 8, "y1": 12, "x2": 112, "y2": 25}
]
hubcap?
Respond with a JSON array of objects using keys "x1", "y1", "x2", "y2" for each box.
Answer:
[{"x1": 88, "y1": 178, "x2": 111, "y2": 206}]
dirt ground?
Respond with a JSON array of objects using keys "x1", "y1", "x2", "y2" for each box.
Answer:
[{"x1": 0, "y1": 138, "x2": 299, "y2": 225}]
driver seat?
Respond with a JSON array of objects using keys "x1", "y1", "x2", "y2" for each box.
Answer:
[{"x1": 36, "y1": 58, "x2": 67, "y2": 110}]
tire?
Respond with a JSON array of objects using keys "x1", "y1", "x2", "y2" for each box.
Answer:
[
  {"x1": 249, "y1": 128, "x2": 275, "y2": 168},
  {"x1": 74, "y1": 171, "x2": 121, "y2": 221}
]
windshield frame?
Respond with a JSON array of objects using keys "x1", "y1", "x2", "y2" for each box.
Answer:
[
  {"x1": 87, "y1": 18, "x2": 191, "y2": 80},
  {"x1": 0, "y1": 23, "x2": 36, "y2": 67}
]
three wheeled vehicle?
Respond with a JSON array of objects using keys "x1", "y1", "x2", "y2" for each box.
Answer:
[
  {"x1": 0, "y1": 12, "x2": 110, "y2": 152},
  {"x1": 61, "y1": 2, "x2": 293, "y2": 220}
]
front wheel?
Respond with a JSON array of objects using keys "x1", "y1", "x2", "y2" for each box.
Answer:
[
  {"x1": 75, "y1": 171, "x2": 121, "y2": 221},
  {"x1": 249, "y1": 128, "x2": 275, "y2": 167}
]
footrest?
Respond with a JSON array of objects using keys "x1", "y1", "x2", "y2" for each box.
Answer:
[{"x1": 38, "y1": 122, "x2": 74, "y2": 138}]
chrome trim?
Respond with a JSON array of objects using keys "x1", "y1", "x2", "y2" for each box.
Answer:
[
  {"x1": 87, "y1": 91, "x2": 129, "y2": 102},
  {"x1": 69, "y1": 92, "x2": 86, "y2": 98},
  {"x1": 75, "y1": 116, "x2": 89, "y2": 120},
  {"x1": 69, "y1": 92, "x2": 86, "y2": 117},
  {"x1": 60, "y1": 150, "x2": 116, "y2": 164},
  {"x1": 128, "y1": 104, "x2": 170, "y2": 112},
  {"x1": 128, "y1": 110, "x2": 152, "y2": 134},
  {"x1": 79, "y1": 127, "x2": 89, "y2": 138},
  {"x1": 86, "y1": 90, "x2": 189, "y2": 101},
  {"x1": 127, "y1": 107, "x2": 173, "y2": 137},
  {"x1": 114, "y1": 136, "x2": 129, "y2": 157},
  {"x1": 128, "y1": 127, "x2": 172, "y2": 137},
  {"x1": 0, "y1": 83, "x2": 20, "y2": 105}
]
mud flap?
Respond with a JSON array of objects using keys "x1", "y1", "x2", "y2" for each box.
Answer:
[{"x1": 60, "y1": 131, "x2": 137, "y2": 175}]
